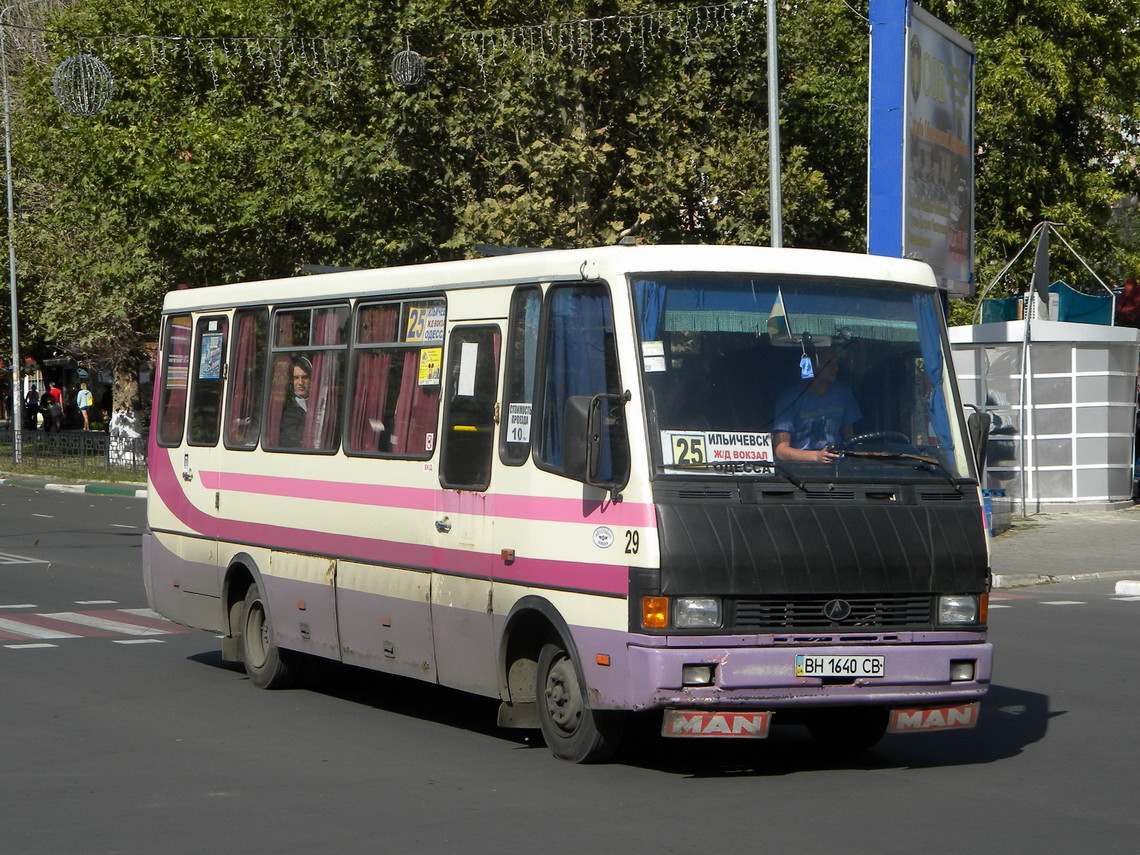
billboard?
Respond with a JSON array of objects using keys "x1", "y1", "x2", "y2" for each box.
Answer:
[{"x1": 868, "y1": 1, "x2": 975, "y2": 298}]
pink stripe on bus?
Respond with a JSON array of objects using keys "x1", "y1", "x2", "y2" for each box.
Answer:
[
  {"x1": 198, "y1": 469, "x2": 657, "y2": 528},
  {"x1": 153, "y1": 455, "x2": 630, "y2": 595}
]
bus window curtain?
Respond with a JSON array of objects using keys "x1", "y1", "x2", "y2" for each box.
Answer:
[
  {"x1": 349, "y1": 306, "x2": 399, "y2": 452},
  {"x1": 634, "y1": 279, "x2": 666, "y2": 341},
  {"x1": 266, "y1": 313, "x2": 295, "y2": 446},
  {"x1": 158, "y1": 316, "x2": 192, "y2": 444},
  {"x1": 540, "y1": 286, "x2": 616, "y2": 474},
  {"x1": 913, "y1": 294, "x2": 953, "y2": 448},
  {"x1": 304, "y1": 309, "x2": 344, "y2": 449},
  {"x1": 225, "y1": 311, "x2": 263, "y2": 447}
]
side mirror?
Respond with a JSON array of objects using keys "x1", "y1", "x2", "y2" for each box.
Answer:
[
  {"x1": 966, "y1": 410, "x2": 990, "y2": 477},
  {"x1": 562, "y1": 392, "x2": 630, "y2": 499}
]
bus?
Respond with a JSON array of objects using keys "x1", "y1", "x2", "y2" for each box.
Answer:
[{"x1": 144, "y1": 244, "x2": 992, "y2": 763}]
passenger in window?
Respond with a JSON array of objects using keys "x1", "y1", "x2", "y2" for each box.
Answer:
[
  {"x1": 772, "y1": 347, "x2": 860, "y2": 463},
  {"x1": 280, "y1": 356, "x2": 312, "y2": 448}
]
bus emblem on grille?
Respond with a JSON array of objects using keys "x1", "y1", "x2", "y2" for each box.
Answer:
[{"x1": 822, "y1": 599, "x2": 852, "y2": 621}]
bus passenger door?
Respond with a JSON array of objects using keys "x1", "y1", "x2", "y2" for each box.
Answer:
[
  {"x1": 180, "y1": 315, "x2": 230, "y2": 597},
  {"x1": 433, "y1": 324, "x2": 502, "y2": 696}
]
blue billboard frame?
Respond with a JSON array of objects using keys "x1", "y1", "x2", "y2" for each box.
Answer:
[{"x1": 868, "y1": 0, "x2": 975, "y2": 297}]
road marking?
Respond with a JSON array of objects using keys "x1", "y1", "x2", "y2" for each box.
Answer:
[
  {"x1": 0, "y1": 616, "x2": 82, "y2": 638},
  {"x1": 0, "y1": 609, "x2": 188, "y2": 645},
  {"x1": 75, "y1": 600, "x2": 118, "y2": 605},
  {"x1": 1040, "y1": 601, "x2": 1086, "y2": 606},
  {"x1": 43, "y1": 612, "x2": 171, "y2": 636},
  {"x1": 112, "y1": 639, "x2": 165, "y2": 645},
  {"x1": 30, "y1": 513, "x2": 54, "y2": 518},
  {"x1": 1111, "y1": 596, "x2": 1140, "y2": 602},
  {"x1": 0, "y1": 603, "x2": 37, "y2": 609},
  {"x1": 988, "y1": 604, "x2": 1011, "y2": 609},
  {"x1": 4, "y1": 643, "x2": 58, "y2": 649},
  {"x1": 110, "y1": 524, "x2": 137, "y2": 529},
  {"x1": 0, "y1": 552, "x2": 48, "y2": 565}
]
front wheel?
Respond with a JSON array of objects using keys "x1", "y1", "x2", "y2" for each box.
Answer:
[
  {"x1": 536, "y1": 641, "x2": 624, "y2": 763},
  {"x1": 241, "y1": 582, "x2": 304, "y2": 690}
]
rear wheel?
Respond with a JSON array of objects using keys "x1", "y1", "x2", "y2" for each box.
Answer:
[
  {"x1": 806, "y1": 707, "x2": 889, "y2": 754},
  {"x1": 536, "y1": 641, "x2": 624, "y2": 763},
  {"x1": 241, "y1": 582, "x2": 303, "y2": 689}
]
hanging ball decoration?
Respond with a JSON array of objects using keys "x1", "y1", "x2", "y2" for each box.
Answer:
[
  {"x1": 52, "y1": 54, "x2": 115, "y2": 115},
  {"x1": 390, "y1": 49, "x2": 426, "y2": 87}
]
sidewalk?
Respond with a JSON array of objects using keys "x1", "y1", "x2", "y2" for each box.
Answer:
[
  {"x1": 990, "y1": 504, "x2": 1140, "y2": 588},
  {"x1": 0, "y1": 473, "x2": 147, "y2": 498}
]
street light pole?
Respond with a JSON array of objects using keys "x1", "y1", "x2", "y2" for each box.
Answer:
[
  {"x1": 1, "y1": 0, "x2": 47, "y2": 462},
  {"x1": 2, "y1": 12, "x2": 21, "y2": 459},
  {"x1": 766, "y1": 0, "x2": 782, "y2": 248}
]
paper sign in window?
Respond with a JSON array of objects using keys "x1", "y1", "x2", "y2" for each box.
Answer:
[{"x1": 458, "y1": 342, "x2": 479, "y2": 396}]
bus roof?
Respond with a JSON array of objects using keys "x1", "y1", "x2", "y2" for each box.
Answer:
[{"x1": 161, "y1": 245, "x2": 939, "y2": 313}]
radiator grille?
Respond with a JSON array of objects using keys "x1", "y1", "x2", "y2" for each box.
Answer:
[{"x1": 734, "y1": 595, "x2": 933, "y2": 630}]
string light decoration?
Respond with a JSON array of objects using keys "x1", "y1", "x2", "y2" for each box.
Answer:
[
  {"x1": 452, "y1": 1, "x2": 759, "y2": 78},
  {"x1": 39, "y1": 32, "x2": 365, "y2": 101},
  {"x1": 51, "y1": 53, "x2": 113, "y2": 114},
  {"x1": 4, "y1": 0, "x2": 758, "y2": 100}
]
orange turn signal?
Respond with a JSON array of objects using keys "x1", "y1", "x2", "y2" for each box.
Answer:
[
  {"x1": 978, "y1": 592, "x2": 989, "y2": 625},
  {"x1": 642, "y1": 596, "x2": 669, "y2": 629}
]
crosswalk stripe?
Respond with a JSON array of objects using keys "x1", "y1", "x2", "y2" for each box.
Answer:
[
  {"x1": 42, "y1": 612, "x2": 172, "y2": 636},
  {"x1": 0, "y1": 616, "x2": 83, "y2": 639}
]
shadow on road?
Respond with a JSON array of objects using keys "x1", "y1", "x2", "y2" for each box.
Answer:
[{"x1": 191, "y1": 649, "x2": 1053, "y2": 776}]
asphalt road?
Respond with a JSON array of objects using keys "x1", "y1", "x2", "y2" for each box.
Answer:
[{"x1": 1, "y1": 486, "x2": 1138, "y2": 855}]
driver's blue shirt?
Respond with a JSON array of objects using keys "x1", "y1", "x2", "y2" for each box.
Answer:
[{"x1": 773, "y1": 381, "x2": 861, "y2": 450}]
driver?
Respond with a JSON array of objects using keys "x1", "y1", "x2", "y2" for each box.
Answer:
[{"x1": 772, "y1": 347, "x2": 861, "y2": 463}]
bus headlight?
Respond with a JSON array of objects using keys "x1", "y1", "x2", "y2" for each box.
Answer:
[
  {"x1": 674, "y1": 598, "x2": 721, "y2": 629},
  {"x1": 938, "y1": 594, "x2": 979, "y2": 625}
]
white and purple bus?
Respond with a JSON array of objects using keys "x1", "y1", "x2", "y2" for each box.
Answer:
[{"x1": 144, "y1": 245, "x2": 992, "y2": 762}]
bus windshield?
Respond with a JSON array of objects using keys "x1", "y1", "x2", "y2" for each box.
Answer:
[{"x1": 633, "y1": 273, "x2": 971, "y2": 483}]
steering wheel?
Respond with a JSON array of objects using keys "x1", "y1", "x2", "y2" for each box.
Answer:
[{"x1": 840, "y1": 431, "x2": 911, "y2": 448}]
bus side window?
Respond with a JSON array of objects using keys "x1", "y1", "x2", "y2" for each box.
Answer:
[
  {"x1": 156, "y1": 314, "x2": 193, "y2": 447},
  {"x1": 347, "y1": 299, "x2": 444, "y2": 458},
  {"x1": 223, "y1": 308, "x2": 268, "y2": 449},
  {"x1": 499, "y1": 286, "x2": 541, "y2": 465},
  {"x1": 265, "y1": 305, "x2": 347, "y2": 453},
  {"x1": 188, "y1": 316, "x2": 228, "y2": 447},
  {"x1": 440, "y1": 325, "x2": 501, "y2": 491},
  {"x1": 536, "y1": 283, "x2": 628, "y2": 483}
]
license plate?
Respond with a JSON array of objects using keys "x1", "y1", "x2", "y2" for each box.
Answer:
[
  {"x1": 662, "y1": 710, "x2": 772, "y2": 738},
  {"x1": 796, "y1": 654, "x2": 885, "y2": 678}
]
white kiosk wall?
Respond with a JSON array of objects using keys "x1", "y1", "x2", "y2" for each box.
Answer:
[{"x1": 950, "y1": 320, "x2": 1139, "y2": 510}]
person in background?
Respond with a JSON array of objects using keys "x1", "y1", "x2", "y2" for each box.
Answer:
[
  {"x1": 76, "y1": 382, "x2": 94, "y2": 431},
  {"x1": 279, "y1": 356, "x2": 312, "y2": 448},
  {"x1": 24, "y1": 386, "x2": 39, "y2": 430}
]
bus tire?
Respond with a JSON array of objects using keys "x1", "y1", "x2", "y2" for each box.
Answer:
[
  {"x1": 806, "y1": 706, "x2": 889, "y2": 754},
  {"x1": 240, "y1": 582, "x2": 302, "y2": 690},
  {"x1": 536, "y1": 641, "x2": 624, "y2": 763}
]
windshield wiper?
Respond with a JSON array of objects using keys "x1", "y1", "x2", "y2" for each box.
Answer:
[
  {"x1": 661, "y1": 459, "x2": 808, "y2": 492},
  {"x1": 837, "y1": 449, "x2": 964, "y2": 492}
]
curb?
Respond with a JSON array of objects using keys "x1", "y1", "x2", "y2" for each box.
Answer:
[
  {"x1": 993, "y1": 569, "x2": 1139, "y2": 590},
  {"x1": 0, "y1": 477, "x2": 147, "y2": 499}
]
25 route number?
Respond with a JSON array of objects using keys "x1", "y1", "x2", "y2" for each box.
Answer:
[{"x1": 671, "y1": 434, "x2": 706, "y2": 466}]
